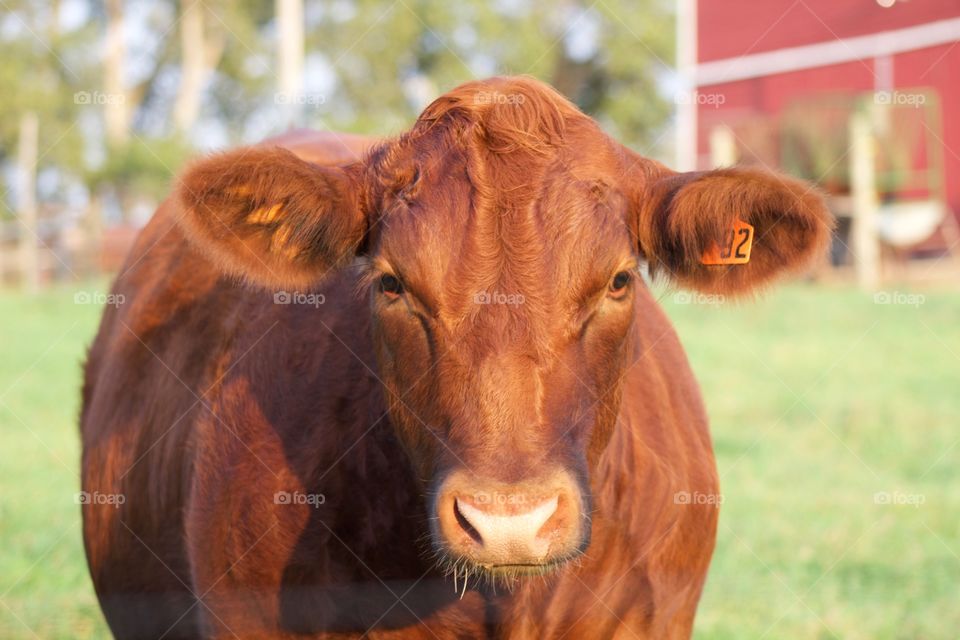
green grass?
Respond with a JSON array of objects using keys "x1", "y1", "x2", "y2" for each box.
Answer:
[
  {"x1": 664, "y1": 284, "x2": 960, "y2": 639},
  {"x1": 0, "y1": 282, "x2": 110, "y2": 639},
  {"x1": 1, "y1": 281, "x2": 957, "y2": 638}
]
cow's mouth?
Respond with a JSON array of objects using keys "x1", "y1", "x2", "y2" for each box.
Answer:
[
  {"x1": 430, "y1": 514, "x2": 589, "y2": 585},
  {"x1": 482, "y1": 557, "x2": 575, "y2": 576},
  {"x1": 436, "y1": 548, "x2": 586, "y2": 591}
]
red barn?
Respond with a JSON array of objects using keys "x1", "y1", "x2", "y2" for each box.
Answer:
[{"x1": 678, "y1": 0, "x2": 960, "y2": 233}]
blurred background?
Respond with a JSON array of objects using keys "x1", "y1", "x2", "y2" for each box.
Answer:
[{"x1": 0, "y1": 0, "x2": 957, "y2": 638}]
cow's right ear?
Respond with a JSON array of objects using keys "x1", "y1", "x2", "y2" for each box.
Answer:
[
  {"x1": 618, "y1": 149, "x2": 833, "y2": 296},
  {"x1": 174, "y1": 146, "x2": 366, "y2": 289}
]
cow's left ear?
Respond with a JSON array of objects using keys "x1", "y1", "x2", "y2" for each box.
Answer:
[
  {"x1": 174, "y1": 146, "x2": 366, "y2": 290},
  {"x1": 631, "y1": 165, "x2": 834, "y2": 295}
]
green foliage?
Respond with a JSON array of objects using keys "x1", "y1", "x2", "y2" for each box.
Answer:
[
  {"x1": 0, "y1": 2, "x2": 94, "y2": 170},
  {"x1": 779, "y1": 93, "x2": 923, "y2": 196},
  {"x1": 308, "y1": 0, "x2": 675, "y2": 149},
  {"x1": 0, "y1": 0, "x2": 679, "y2": 226},
  {"x1": 780, "y1": 96, "x2": 854, "y2": 193},
  {"x1": 87, "y1": 136, "x2": 192, "y2": 202}
]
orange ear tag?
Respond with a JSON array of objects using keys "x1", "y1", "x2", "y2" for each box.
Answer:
[{"x1": 701, "y1": 219, "x2": 754, "y2": 265}]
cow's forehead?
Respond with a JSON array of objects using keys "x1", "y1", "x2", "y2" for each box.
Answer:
[
  {"x1": 371, "y1": 149, "x2": 633, "y2": 323},
  {"x1": 362, "y1": 78, "x2": 636, "y2": 320}
]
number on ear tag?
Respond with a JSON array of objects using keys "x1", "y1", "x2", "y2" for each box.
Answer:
[{"x1": 701, "y1": 219, "x2": 754, "y2": 265}]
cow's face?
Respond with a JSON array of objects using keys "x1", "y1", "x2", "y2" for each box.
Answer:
[
  {"x1": 176, "y1": 77, "x2": 831, "y2": 582},
  {"x1": 359, "y1": 97, "x2": 643, "y2": 578}
]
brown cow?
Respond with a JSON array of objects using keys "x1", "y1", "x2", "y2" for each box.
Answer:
[{"x1": 80, "y1": 76, "x2": 831, "y2": 639}]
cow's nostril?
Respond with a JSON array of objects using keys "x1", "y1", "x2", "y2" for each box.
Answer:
[
  {"x1": 453, "y1": 499, "x2": 483, "y2": 544},
  {"x1": 452, "y1": 496, "x2": 560, "y2": 562},
  {"x1": 434, "y1": 471, "x2": 586, "y2": 570}
]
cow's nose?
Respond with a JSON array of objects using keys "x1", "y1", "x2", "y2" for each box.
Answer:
[
  {"x1": 434, "y1": 470, "x2": 587, "y2": 568},
  {"x1": 454, "y1": 495, "x2": 559, "y2": 561}
]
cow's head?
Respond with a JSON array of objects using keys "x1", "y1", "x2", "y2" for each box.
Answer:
[{"x1": 175, "y1": 77, "x2": 831, "y2": 582}]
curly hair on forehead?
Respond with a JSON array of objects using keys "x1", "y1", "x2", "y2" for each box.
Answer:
[
  {"x1": 359, "y1": 76, "x2": 589, "y2": 213},
  {"x1": 413, "y1": 75, "x2": 582, "y2": 154}
]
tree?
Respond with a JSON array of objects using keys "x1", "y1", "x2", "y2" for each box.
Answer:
[
  {"x1": 173, "y1": 1, "x2": 228, "y2": 134},
  {"x1": 306, "y1": 0, "x2": 675, "y2": 152},
  {"x1": 1, "y1": 0, "x2": 679, "y2": 235},
  {"x1": 275, "y1": 0, "x2": 304, "y2": 129}
]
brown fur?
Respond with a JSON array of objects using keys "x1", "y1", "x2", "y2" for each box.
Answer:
[
  {"x1": 81, "y1": 76, "x2": 831, "y2": 639},
  {"x1": 633, "y1": 165, "x2": 833, "y2": 294}
]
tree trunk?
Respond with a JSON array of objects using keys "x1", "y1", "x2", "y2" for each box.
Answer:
[
  {"x1": 850, "y1": 112, "x2": 881, "y2": 290},
  {"x1": 104, "y1": 0, "x2": 130, "y2": 145},
  {"x1": 173, "y1": 1, "x2": 205, "y2": 133},
  {"x1": 276, "y1": 0, "x2": 304, "y2": 129},
  {"x1": 173, "y1": 1, "x2": 226, "y2": 134},
  {"x1": 17, "y1": 112, "x2": 40, "y2": 292}
]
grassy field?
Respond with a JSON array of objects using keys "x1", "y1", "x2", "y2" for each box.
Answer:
[{"x1": 0, "y1": 280, "x2": 957, "y2": 638}]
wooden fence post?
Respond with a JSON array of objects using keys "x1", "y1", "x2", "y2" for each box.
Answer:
[
  {"x1": 277, "y1": 0, "x2": 305, "y2": 129},
  {"x1": 850, "y1": 111, "x2": 881, "y2": 290},
  {"x1": 709, "y1": 125, "x2": 737, "y2": 168},
  {"x1": 17, "y1": 111, "x2": 40, "y2": 292}
]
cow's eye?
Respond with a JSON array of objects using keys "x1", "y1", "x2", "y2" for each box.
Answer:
[
  {"x1": 609, "y1": 270, "x2": 631, "y2": 297},
  {"x1": 379, "y1": 273, "x2": 404, "y2": 299}
]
